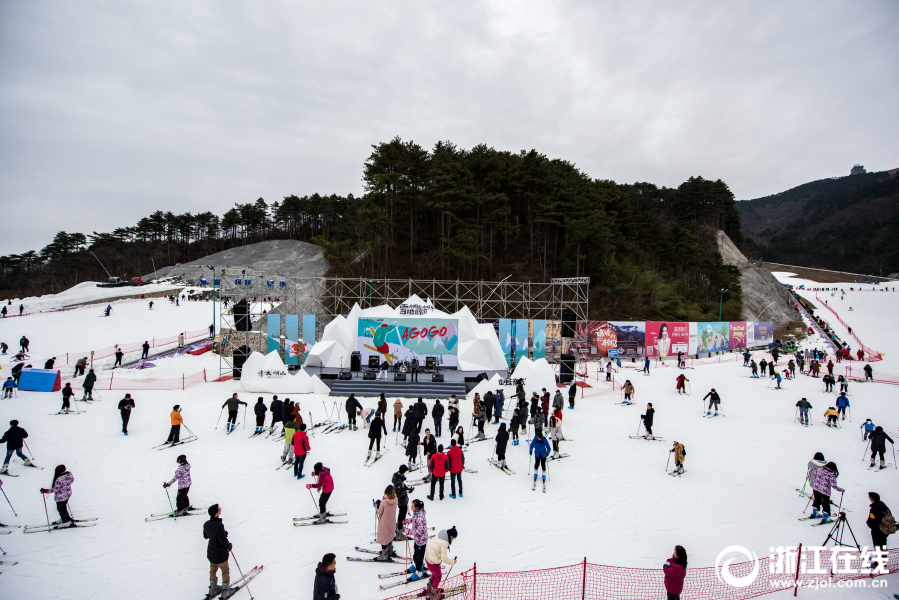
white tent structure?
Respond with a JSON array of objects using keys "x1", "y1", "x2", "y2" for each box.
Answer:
[
  {"x1": 239, "y1": 350, "x2": 330, "y2": 394},
  {"x1": 304, "y1": 294, "x2": 508, "y2": 372},
  {"x1": 466, "y1": 373, "x2": 504, "y2": 400}
]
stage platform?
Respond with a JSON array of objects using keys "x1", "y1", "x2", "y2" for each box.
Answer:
[{"x1": 305, "y1": 367, "x2": 508, "y2": 399}]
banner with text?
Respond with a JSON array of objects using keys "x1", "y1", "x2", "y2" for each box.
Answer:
[
  {"x1": 645, "y1": 322, "x2": 690, "y2": 358},
  {"x1": 572, "y1": 321, "x2": 646, "y2": 358},
  {"x1": 358, "y1": 318, "x2": 460, "y2": 368}
]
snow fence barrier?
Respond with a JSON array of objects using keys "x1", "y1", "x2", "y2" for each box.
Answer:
[
  {"x1": 64, "y1": 370, "x2": 207, "y2": 391},
  {"x1": 389, "y1": 549, "x2": 899, "y2": 600},
  {"x1": 34, "y1": 327, "x2": 210, "y2": 368},
  {"x1": 814, "y1": 294, "x2": 883, "y2": 362}
]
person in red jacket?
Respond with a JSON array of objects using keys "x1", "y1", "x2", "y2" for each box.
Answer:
[
  {"x1": 292, "y1": 424, "x2": 311, "y2": 480},
  {"x1": 663, "y1": 545, "x2": 687, "y2": 600},
  {"x1": 447, "y1": 439, "x2": 465, "y2": 499},
  {"x1": 306, "y1": 462, "x2": 335, "y2": 523},
  {"x1": 675, "y1": 374, "x2": 688, "y2": 395},
  {"x1": 427, "y1": 445, "x2": 449, "y2": 501}
]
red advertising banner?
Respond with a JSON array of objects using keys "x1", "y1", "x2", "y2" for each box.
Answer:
[
  {"x1": 645, "y1": 322, "x2": 690, "y2": 358},
  {"x1": 729, "y1": 321, "x2": 748, "y2": 349}
]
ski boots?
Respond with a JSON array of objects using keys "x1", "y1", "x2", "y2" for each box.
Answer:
[
  {"x1": 713, "y1": 412, "x2": 718, "y2": 417},
  {"x1": 706, "y1": 411, "x2": 711, "y2": 415},
  {"x1": 0, "y1": 464, "x2": 7, "y2": 474},
  {"x1": 409, "y1": 570, "x2": 426, "y2": 581},
  {"x1": 820, "y1": 513, "x2": 832, "y2": 524},
  {"x1": 366, "y1": 450, "x2": 372, "y2": 461},
  {"x1": 448, "y1": 494, "x2": 456, "y2": 499},
  {"x1": 375, "y1": 452, "x2": 381, "y2": 460},
  {"x1": 407, "y1": 564, "x2": 417, "y2": 574},
  {"x1": 881, "y1": 461, "x2": 887, "y2": 469},
  {"x1": 871, "y1": 460, "x2": 876, "y2": 468}
]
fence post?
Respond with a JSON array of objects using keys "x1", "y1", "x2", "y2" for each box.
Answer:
[
  {"x1": 182, "y1": 374, "x2": 185, "y2": 390},
  {"x1": 473, "y1": 562, "x2": 477, "y2": 600},
  {"x1": 582, "y1": 557, "x2": 587, "y2": 600},
  {"x1": 793, "y1": 543, "x2": 802, "y2": 596},
  {"x1": 110, "y1": 372, "x2": 114, "y2": 390}
]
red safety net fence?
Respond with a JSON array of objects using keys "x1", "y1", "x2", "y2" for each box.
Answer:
[
  {"x1": 844, "y1": 366, "x2": 899, "y2": 386},
  {"x1": 387, "y1": 549, "x2": 899, "y2": 600},
  {"x1": 64, "y1": 369, "x2": 207, "y2": 391},
  {"x1": 814, "y1": 294, "x2": 882, "y2": 362},
  {"x1": 34, "y1": 327, "x2": 210, "y2": 368}
]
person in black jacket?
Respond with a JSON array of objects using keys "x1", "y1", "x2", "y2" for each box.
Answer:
[
  {"x1": 703, "y1": 389, "x2": 720, "y2": 416},
  {"x1": 118, "y1": 394, "x2": 135, "y2": 435},
  {"x1": 222, "y1": 394, "x2": 247, "y2": 433},
  {"x1": 313, "y1": 553, "x2": 340, "y2": 600},
  {"x1": 61, "y1": 383, "x2": 75, "y2": 413},
  {"x1": 866, "y1": 492, "x2": 891, "y2": 564},
  {"x1": 141, "y1": 341, "x2": 150, "y2": 360},
  {"x1": 869, "y1": 427, "x2": 894, "y2": 469},
  {"x1": 367, "y1": 411, "x2": 388, "y2": 459},
  {"x1": 421, "y1": 429, "x2": 437, "y2": 463},
  {"x1": 253, "y1": 398, "x2": 267, "y2": 434},
  {"x1": 203, "y1": 504, "x2": 234, "y2": 599},
  {"x1": 392, "y1": 465, "x2": 414, "y2": 536},
  {"x1": 642, "y1": 403, "x2": 655, "y2": 439},
  {"x1": 447, "y1": 405, "x2": 459, "y2": 435},
  {"x1": 1, "y1": 420, "x2": 32, "y2": 474},
  {"x1": 568, "y1": 381, "x2": 578, "y2": 409},
  {"x1": 413, "y1": 397, "x2": 427, "y2": 433},
  {"x1": 432, "y1": 400, "x2": 445, "y2": 437},
  {"x1": 44, "y1": 357, "x2": 56, "y2": 370},
  {"x1": 483, "y1": 391, "x2": 495, "y2": 426},
  {"x1": 401, "y1": 407, "x2": 416, "y2": 442},
  {"x1": 81, "y1": 369, "x2": 97, "y2": 400},
  {"x1": 345, "y1": 394, "x2": 362, "y2": 431},
  {"x1": 495, "y1": 423, "x2": 510, "y2": 468},
  {"x1": 113, "y1": 348, "x2": 124, "y2": 368},
  {"x1": 269, "y1": 395, "x2": 282, "y2": 433},
  {"x1": 405, "y1": 428, "x2": 420, "y2": 466}
]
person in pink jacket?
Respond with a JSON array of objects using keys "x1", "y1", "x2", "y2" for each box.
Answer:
[
  {"x1": 374, "y1": 485, "x2": 399, "y2": 561},
  {"x1": 810, "y1": 461, "x2": 844, "y2": 524},
  {"x1": 306, "y1": 462, "x2": 335, "y2": 523},
  {"x1": 40, "y1": 465, "x2": 75, "y2": 527},
  {"x1": 663, "y1": 545, "x2": 687, "y2": 600}
]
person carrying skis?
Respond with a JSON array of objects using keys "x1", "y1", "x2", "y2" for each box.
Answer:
[
  {"x1": 346, "y1": 394, "x2": 362, "y2": 431},
  {"x1": 670, "y1": 441, "x2": 686, "y2": 475},
  {"x1": 393, "y1": 398, "x2": 404, "y2": 432},
  {"x1": 432, "y1": 399, "x2": 445, "y2": 437},
  {"x1": 810, "y1": 462, "x2": 843, "y2": 524},
  {"x1": 118, "y1": 394, "x2": 135, "y2": 435},
  {"x1": 447, "y1": 439, "x2": 464, "y2": 499},
  {"x1": 40, "y1": 465, "x2": 75, "y2": 527},
  {"x1": 167, "y1": 405, "x2": 183, "y2": 443},
  {"x1": 641, "y1": 403, "x2": 655, "y2": 439},
  {"x1": 61, "y1": 382, "x2": 75, "y2": 413},
  {"x1": 676, "y1": 374, "x2": 688, "y2": 395},
  {"x1": 269, "y1": 395, "x2": 282, "y2": 433},
  {"x1": 835, "y1": 392, "x2": 850, "y2": 420},
  {"x1": 530, "y1": 430, "x2": 551, "y2": 489},
  {"x1": 374, "y1": 486, "x2": 399, "y2": 561},
  {"x1": 824, "y1": 407, "x2": 839, "y2": 427},
  {"x1": 495, "y1": 423, "x2": 510, "y2": 468},
  {"x1": 795, "y1": 398, "x2": 812, "y2": 426},
  {"x1": 427, "y1": 445, "x2": 449, "y2": 501},
  {"x1": 1, "y1": 420, "x2": 32, "y2": 474},
  {"x1": 424, "y1": 527, "x2": 458, "y2": 598},
  {"x1": 203, "y1": 505, "x2": 234, "y2": 599},
  {"x1": 869, "y1": 427, "x2": 894, "y2": 469},
  {"x1": 163, "y1": 454, "x2": 195, "y2": 515},
  {"x1": 251, "y1": 397, "x2": 267, "y2": 434},
  {"x1": 293, "y1": 424, "x2": 310, "y2": 479},
  {"x1": 623, "y1": 380, "x2": 635, "y2": 404},
  {"x1": 393, "y1": 465, "x2": 414, "y2": 534},
  {"x1": 862, "y1": 419, "x2": 876, "y2": 440},
  {"x1": 313, "y1": 553, "x2": 340, "y2": 600},
  {"x1": 403, "y1": 499, "x2": 429, "y2": 581},
  {"x1": 367, "y1": 411, "x2": 387, "y2": 461},
  {"x1": 306, "y1": 462, "x2": 335, "y2": 522},
  {"x1": 549, "y1": 415, "x2": 564, "y2": 459},
  {"x1": 222, "y1": 394, "x2": 247, "y2": 433}
]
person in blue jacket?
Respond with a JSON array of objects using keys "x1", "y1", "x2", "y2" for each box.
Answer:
[
  {"x1": 643, "y1": 357, "x2": 651, "y2": 375},
  {"x1": 835, "y1": 392, "x2": 850, "y2": 420},
  {"x1": 861, "y1": 419, "x2": 876, "y2": 440},
  {"x1": 774, "y1": 370, "x2": 782, "y2": 389},
  {"x1": 529, "y1": 430, "x2": 551, "y2": 488},
  {"x1": 2, "y1": 377, "x2": 14, "y2": 398}
]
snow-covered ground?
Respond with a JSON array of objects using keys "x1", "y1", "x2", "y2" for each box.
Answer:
[
  {"x1": 0, "y1": 277, "x2": 898, "y2": 600},
  {"x1": 7, "y1": 281, "x2": 188, "y2": 313}
]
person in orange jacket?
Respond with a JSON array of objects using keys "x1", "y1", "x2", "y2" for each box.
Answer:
[{"x1": 167, "y1": 405, "x2": 184, "y2": 444}]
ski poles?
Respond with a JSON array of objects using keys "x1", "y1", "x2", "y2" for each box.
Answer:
[
  {"x1": 165, "y1": 486, "x2": 176, "y2": 518},
  {"x1": 24, "y1": 441, "x2": 34, "y2": 460},
  {"x1": 243, "y1": 405, "x2": 247, "y2": 429},
  {"x1": 41, "y1": 492, "x2": 51, "y2": 534},
  {"x1": 863, "y1": 441, "x2": 870, "y2": 460},
  {"x1": 1, "y1": 486, "x2": 16, "y2": 516},
  {"x1": 215, "y1": 408, "x2": 224, "y2": 429},
  {"x1": 435, "y1": 558, "x2": 457, "y2": 599},
  {"x1": 183, "y1": 425, "x2": 196, "y2": 439},
  {"x1": 231, "y1": 550, "x2": 255, "y2": 600},
  {"x1": 665, "y1": 452, "x2": 671, "y2": 472},
  {"x1": 307, "y1": 487, "x2": 320, "y2": 514},
  {"x1": 892, "y1": 442, "x2": 897, "y2": 470}
]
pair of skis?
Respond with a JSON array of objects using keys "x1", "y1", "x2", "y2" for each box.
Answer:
[
  {"x1": 152, "y1": 436, "x2": 197, "y2": 450},
  {"x1": 629, "y1": 436, "x2": 665, "y2": 442},
  {"x1": 24, "y1": 518, "x2": 98, "y2": 533},
  {"x1": 206, "y1": 565, "x2": 263, "y2": 599},
  {"x1": 547, "y1": 453, "x2": 569, "y2": 462},
  {"x1": 868, "y1": 463, "x2": 893, "y2": 471},
  {"x1": 145, "y1": 506, "x2": 210, "y2": 522},
  {"x1": 532, "y1": 477, "x2": 546, "y2": 493},
  {"x1": 346, "y1": 546, "x2": 404, "y2": 564},
  {"x1": 488, "y1": 459, "x2": 514, "y2": 475},
  {"x1": 293, "y1": 513, "x2": 347, "y2": 527}
]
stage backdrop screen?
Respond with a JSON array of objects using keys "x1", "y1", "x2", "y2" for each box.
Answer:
[{"x1": 358, "y1": 318, "x2": 459, "y2": 368}]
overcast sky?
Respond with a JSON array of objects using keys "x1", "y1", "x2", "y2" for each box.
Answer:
[{"x1": 1, "y1": 0, "x2": 897, "y2": 255}]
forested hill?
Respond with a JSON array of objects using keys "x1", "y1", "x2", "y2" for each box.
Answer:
[
  {"x1": 737, "y1": 168, "x2": 899, "y2": 275},
  {"x1": 0, "y1": 137, "x2": 746, "y2": 322}
]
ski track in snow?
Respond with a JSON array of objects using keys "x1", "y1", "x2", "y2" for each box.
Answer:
[{"x1": 0, "y1": 277, "x2": 897, "y2": 599}]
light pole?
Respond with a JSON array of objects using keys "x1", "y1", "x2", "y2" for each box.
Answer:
[{"x1": 718, "y1": 288, "x2": 728, "y2": 321}]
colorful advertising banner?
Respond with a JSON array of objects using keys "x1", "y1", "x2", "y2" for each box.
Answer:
[
  {"x1": 696, "y1": 322, "x2": 730, "y2": 353},
  {"x1": 545, "y1": 320, "x2": 562, "y2": 359},
  {"x1": 358, "y1": 318, "x2": 460, "y2": 368},
  {"x1": 572, "y1": 322, "x2": 646, "y2": 358},
  {"x1": 645, "y1": 322, "x2": 691, "y2": 358},
  {"x1": 267, "y1": 314, "x2": 281, "y2": 356},
  {"x1": 499, "y1": 319, "x2": 513, "y2": 367},
  {"x1": 728, "y1": 322, "x2": 748, "y2": 349},
  {"x1": 532, "y1": 320, "x2": 547, "y2": 361},
  {"x1": 285, "y1": 314, "x2": 300, "y2": 365},
  {"x1": 302, "y1": 314, "x2": 316, "y2": 365},
  {"x1": 514, "y1": 318, "x2": 528, "y2": 362},
  {"x1": 753, "y1": 321, "x2": 774, "y2": 347}
]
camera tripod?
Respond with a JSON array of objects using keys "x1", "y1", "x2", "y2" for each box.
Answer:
[{"x1": 822, "y1": 511, "x2": 860, "y2": 550}]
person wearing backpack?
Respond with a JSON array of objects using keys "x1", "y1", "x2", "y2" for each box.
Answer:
[
  {"x1": 866, "y1": 492, "x2": 894, "y2": 566},
  {"x1": 670, "y1": 441, "x2": 686, "y2": 475}
]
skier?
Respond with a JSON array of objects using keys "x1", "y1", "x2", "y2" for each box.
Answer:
[
  {"x1": 643, "y1": 356, "x2": 650, "y2": 375},
  {"x1": 405, "y1": 427, "x2": 420, "y2": 467},
  {"x1": 269, "y1": 395, "x2": 283, "y2": 433},
  {"x1": 866, "y1": 492, "x2": 892, "y2": 562},
  {"x1": 454, "y1": 426, "x2": 465, "y2": 449},
  {"x1": 795, "y1": 398, "x2": 812, "y2": 426},
  {"x1": 281, "y1": 416, "x2": 297, "y2": 465},
  {"x1": 163, "y1": 454, "x2": 195, "y2": 515},
  {"x1": 447, "y1": 439, "x2": 464, "y2": 499},
  {"x1": 675, "y1": 374, "x2": 688, "y2": 395},
  {"x1": 1, "y1": 420, "x2": 32, "y2": 474},
  {"x1": 837, "y1": 375, "x2": 849, "y2": 394},
  {"x1": 413, "y1": 397, "x2": 428, "y2": 433},
  {"x1": 774, "y1": 370, "x2": 782, "y2": 389},
  {"x1": 0, "y1": 342, "x2": 7, "y2": 354},
  {"x1": 40, "y1": 465, "x2": 75, "y2": 527},
  {"x1": 403, "y1": 499, "x2": 429, "y2": 581},
  {"x1": 641, "y1": 403, "x2": 655, "y2": 439},
  {"x1": 548, "y1": 415, "x2": 564, "y2": 459},
  {"x1": 432, "y1": 399, "x2": 445, "y2": 437},
  {"x1": 367, "y1": 411, "x2": 387, "y2": 461},
  {"x1": 806, "y1": 452, "x2": 826, "y2": 493},
  {"x1": 44, "y1": 357, "x2": 56, "y2": 369},
  {"x1": 346, "y1": 394, "x2": 362, "y2": 431},
  {"x1": 313, "y1": 553, "x2": 340, "y2": 600},
  {"x1": 868, "y1": 427, "x2": 893, "y2": 469},
  {"x1": 759, "y1": 358, "x2": 768, "y2": 375},
  {"x1": 167, "y1": 405, "x2": 183, "y2": 443},
  {"x1": 118, "y1": 394, "x2": 135, "y2": 435},
  {"x1": 861, "y1": 419, "x2": 876, "y2": 440},
  {"x1": 810, "y1": 462, "x2": 843, "y2": 524},
  {"x1": 835, "y1": 392, "x2": 850, "y2": 420},
  {"x1": 393, "y1": 398, "x2": 403, "y2": 432},
  {"x1": 864, "y1": 363, "x2": 873, "y2": 381},
  {"x1": 253, "y1": 397, "x2": 267, "y2": 434},
  {"x1": 824, "y1": 407, "x2": 839, "y2": 427},
  {"x1": 222, "y1": 394, "x2": 247, "y2": 433},
  {"x1": 421, "y1": 429, "x2": 437, "y2": 474},
  {"x1": 293, "y1": 424, "x2": 310, "y2": 479},
  {"x1": 377, "y1": 393, "x2": 388, "y2": 418},
  {"x1": 374, "y1": 486, "x2": 399, "y2": 561},
  {"x1": 61, "y1": 382, "x2": 75, "y2": 413},
  {"x1": 822, "y1": 374, "x2": 834, "y2": 393},
  {"x1": 529, "y1": 430, "x2": 551, "y2": 490},
  {"x1": 568, "y1": 381, "x2": 577, "y2": 409},
  {"x1": 742, "y1": 350, "x2": 751, "y2": 366},
  {"x1": 750, "y1": 360, "x2": 758, "y2": 378},
  {"x1": 623, "y1": 380, "x2": 635, "y2": 404},
  {"x1": 306, "y1": 462, "x2": 335, "y2": 523},
  {"x1": 670, "y1": 441, "x2": 686, "y2": 475},
  {"x1": 788, "y1": 359, "x2": 796, "y2": 378},
  {"x1": 827, "y1": 360, "x2": 834, "y2": 376},
  {"x1": 82, "y1": 369, "x2": 96, "y2": 400},
  {"x1": 426, "y1": 445, "x2": 449, "y2": 501},
  {"x1": 605, "y1": 361, "x2": 613, "y2": 381},
  {"x1": 19, "y1": 336, "x2": 28, "y2": 352},
  {"x1": 149, "y1": 300, "x2": 154, "y2": 310},
  {"x1": 73, "y1": 356, "x2": 87, "y2": 377},
  {"x1": 178, "y1": 333, "x2": 184, "y2": 348},
  {"x1": 482, "y1": 391, "x2": 495, "y2": 427},
  {"x1": 424, "y1": 527, "x2": 458, "y2": 599},
  {"x1": 114, "y1": 348, "x2": 124, "y2": 368},
  {"x1": 2, "y1": 377, "x2": 14, "y2": 398},
  {"x1": 141, "y1": 341, "x2": 150, "y2": 359},
  {"x1": 475, "y1": 402, "x2": 487, "y2": 441},
  {"x1": 104, "y1": 305, "x2": 111, "y2": 316},
  {"x1": 203, "y1": 505, "x2": 234, "y2": 599},
  {"x1": 663, "y1": 546, "x2": 688, "y2": 600},
  {"x1": 447, "y1": 404, "x2": 459, "y2": 439},
  {"x1": 392, "y1": 465, "x2": 414, "y2": 534},
  {"x1": 495, "y1": 423, "x2": 509, "y2": 468}
]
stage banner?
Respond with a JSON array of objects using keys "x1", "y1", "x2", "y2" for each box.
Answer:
[
  {"x1": 499, "y1": 319, "x2": 513, "y2": 367},
  {"x1": 572, "y1": 321, "x2": 645, "y2": 358},
  {"x1": 285, "y1": 314, "x2": 300, "y2": 365},
  {"x1": 696, "y1": 322, "x2": 730, "y2": 353},
  {"x1": 514, "y1": 318, "x2": 529, "y2": 362},
  {"x1": 546, "y1": 320, "x2": 562, "y2": 359},
  {"x1": 753, "y1": 321, "x2": 774, "y2": 347},
  {"x1": 302, "y1": 314, "x2": 316, "y2": 364},
  {"x1": 645, "y1": 322, "x2": 690, "y2": 358},
  {"x1": 532, "y1": 320, "x2": 547, "y2": 361},
  {"x1": 358, "y1": 318, "x2": 460, "y2": 368},
  {"x1": 267, "y1": 314, "x2": 281, "y2": 356},
  {"x1": 729, "y1": 321, "x2": 748, "y2": 349}
]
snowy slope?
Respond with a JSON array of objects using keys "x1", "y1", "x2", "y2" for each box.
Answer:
[
  {"x1": 0, "y1": 280, "x2": 898, "y2": 599},
  {"x1": 8, "y1": 281, "x2": 187, "y2": 313}
]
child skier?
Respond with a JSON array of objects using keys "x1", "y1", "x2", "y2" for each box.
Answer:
[
  {"x1": 795, "y1": 398, "x2": 812, "y2": 426},
  {"x1": 163, "y1": 454, "x2": 195, "y2": 515},
  {"x1": 861, "y1": 419, "x2": 876, "y2": 440},
  {"x1": 403, "y1": 499, "x2": 430, "y2": 581},
  {"x1": 703, "y1": 389, "x2": 720, "y2": 415},
  {"x1": 810, "y1": 462, "x2": 843, "y2": 524},
  {"x1": 306, "y1": 462, "x2": 335, "y2": 523},
  {"x1": 824, "y1": 407, "x2": 840, "y2": 427},
  {"x1": 529, "y1": 430, "x2": 551, "y2": 490},
  {"x1": 548, "y1": 415, "x2": 564, "y2": 459},
  {"x1": 835, "y1": 393, "x2": 850, "y2": 420}
]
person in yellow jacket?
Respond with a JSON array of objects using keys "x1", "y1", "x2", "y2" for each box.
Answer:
[
  {"x1": 281, "y1": 418, "x2": 297, "y2": 465},
  {"x1": 670, "y1": 441, "x2": 686, "y2": 475},
  {"x1": 824, "y1": 407, "x2": 840, "y2": 428},
  {"x1": 424, "y1": 526, "x2": 458, "y2": 597},
  {"x1": 167, "y1": 405, "x2": 183, "y2": 444}
]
